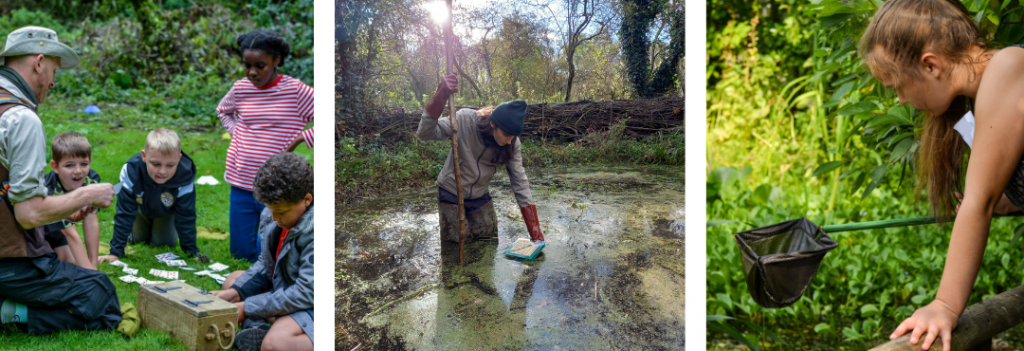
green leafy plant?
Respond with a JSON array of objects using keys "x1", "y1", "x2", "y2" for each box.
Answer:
[{"x1": 707, "y1": 1, "x2": 1024, "y2": 349}]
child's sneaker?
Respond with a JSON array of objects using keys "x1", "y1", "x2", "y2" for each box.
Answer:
[{"x1": 234, "y1": 324, "x2": 270, "y2": 351}]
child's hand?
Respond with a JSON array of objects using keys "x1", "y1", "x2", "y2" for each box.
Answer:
[
  {"x1": 890, "y1": 300, "x2": 959, "y2": 351},
  {"x1": 66, "y1": 206, "x2": 94, "y2": 223},
  {"x1": 190, "y1": 253, "x2": 210, "y2": 263},
  {"x1": 211, "y1": 288, "x2": 241, "y2": 303},
  {"x1": 234, "y1": 302, "x2": 245, "y2": 323},
  {"x1": 98, "y1": 255, "x2": 119, "y2": 264}
]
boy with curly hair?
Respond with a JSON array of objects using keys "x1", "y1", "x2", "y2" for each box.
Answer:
[{"x1": 212, "y1": 152, "x2": 313, "y2": 351}]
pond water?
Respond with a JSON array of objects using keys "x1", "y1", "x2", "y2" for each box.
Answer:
[{"x1": 336, "y1": 166, "x2": 684, "y2": 350}]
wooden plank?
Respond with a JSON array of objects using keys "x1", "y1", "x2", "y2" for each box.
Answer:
[{"x1": 869, "y1": 284, "x2": 1024, "y2": 351}]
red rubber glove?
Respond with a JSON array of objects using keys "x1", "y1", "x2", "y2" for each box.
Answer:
[
  {"x1": 425, "y1": 73, "x2": 458, "y2": 118},
  {"x1": 520, "y1": 204, "x2": 545, "y2": 242}
]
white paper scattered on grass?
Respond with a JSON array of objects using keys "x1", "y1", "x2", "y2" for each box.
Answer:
[
  {"x1": 165, "y1": 260, "x2": 187, "y2": 266},
  {"x1": 109, "y1": 260, "x2": 128, "y2": 267},
  {"x1": 195, "y1": 270, "x2": 213, "y2": 276},
  {"x1": 155, "y1": 252, "x2": 179, "y2": 262},
  {"x1": 180, "y1": 267, "x2": 196, "y2": 271},
  {"x1": 119, "y1": 275, "x2": 136, "y2": 283},
  {"x1": 196, "y1": 175, "x2": 220, "y2": 185},
  {"x1": 209, "y1": 263, "x2": 229, "y2": 272},
  {"x1": 122, "y1": 267, "x2": 139, "y2": 275},
  {"x1": 149, "y1": 269, "x2": 179, "y2": 280}
]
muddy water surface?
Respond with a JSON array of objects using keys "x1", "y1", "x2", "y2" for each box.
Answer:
[{"x1": 337, "y1": 166, "x2": 684, "y2": 350}]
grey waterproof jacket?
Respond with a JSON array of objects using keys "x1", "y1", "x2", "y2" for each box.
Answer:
[
  {"x1": 417, "y1": 109, "x2": 534, "y2": 208},
  {"x1": 232, "y1": 204, "x2": 314, "y2": 320}
]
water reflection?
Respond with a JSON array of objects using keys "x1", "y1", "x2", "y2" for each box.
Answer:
[{"x1": 337, "y1": 166, "x2": 685, "y2": 350}]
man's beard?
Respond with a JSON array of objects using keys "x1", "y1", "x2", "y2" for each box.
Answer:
[{"x1": 34, "y1": 83, "x2": 47, "y2": 104}]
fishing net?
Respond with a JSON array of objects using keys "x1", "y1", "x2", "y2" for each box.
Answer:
[{"x1": 734, "y1": 218, "x2": 838, "y2": 308}]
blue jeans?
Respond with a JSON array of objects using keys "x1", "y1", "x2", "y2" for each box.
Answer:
[{"x1": 230, "y1": 186, "x2": 265, "y2": 262}]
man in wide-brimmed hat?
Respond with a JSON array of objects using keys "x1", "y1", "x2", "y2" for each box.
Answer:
[{"x1": 0, "y1": 26, "x2": 123, "y2": 334}]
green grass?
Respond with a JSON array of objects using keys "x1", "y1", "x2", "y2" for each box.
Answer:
[
  {"x1": 335, "y1": 127, "x2": 683, "y2": 203},
  {"x1": 0, "y1": 98, "x2": 313, "y2": 349}
]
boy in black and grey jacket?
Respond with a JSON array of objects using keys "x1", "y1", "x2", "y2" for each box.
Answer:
[
  {"x1": 99, "y1": 128, "x2": 206, "y2": 262},
  {"x1": 212, "y1": 152, "x2": 313, "y2": 351}
]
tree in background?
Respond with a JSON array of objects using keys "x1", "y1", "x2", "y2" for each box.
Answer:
[
  {"x1": 338, "y1": 0, "x2": 681, "y2": 121},
  {"x1": 531, "y1": 0, "x2": 613, "y2": 102},
  {"x1": 619, "y1": 0, "x2": 682, "y2": 98}
]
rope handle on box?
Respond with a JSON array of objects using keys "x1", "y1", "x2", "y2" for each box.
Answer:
[{"x1": 208, "y1": 321, "x2": 236, "y2": 350}]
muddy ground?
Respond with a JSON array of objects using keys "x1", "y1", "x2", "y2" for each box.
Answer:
[{"x1": 337, "y1": 166, "x2": 684, "y2": 350}]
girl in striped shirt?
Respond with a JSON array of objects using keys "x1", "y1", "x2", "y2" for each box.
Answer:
[{"x1": 217, "y1": 29, "x2": 314, "y2": 262}]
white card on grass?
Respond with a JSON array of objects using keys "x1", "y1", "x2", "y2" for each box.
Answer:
[{"x1": 165, "y1": 260, "x2": 187, "y2": 266}]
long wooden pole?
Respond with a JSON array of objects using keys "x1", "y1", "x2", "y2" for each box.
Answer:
[{"x1": 444, "y1": 0, "x2": 466, "y2": 265}]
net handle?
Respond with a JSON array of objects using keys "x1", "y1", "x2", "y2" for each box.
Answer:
[{"x1": 821, "y1": 213, "x2": 1020, "y2": 234}]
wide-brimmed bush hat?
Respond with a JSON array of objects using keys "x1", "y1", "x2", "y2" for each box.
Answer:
[{"x1": 0, "y1": 26, "x2": 80, "y2": 69}]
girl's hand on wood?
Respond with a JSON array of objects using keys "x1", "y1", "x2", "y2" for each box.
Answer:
[{"x1": 890, "y1": 299, "x2": 959, "y2": 351}]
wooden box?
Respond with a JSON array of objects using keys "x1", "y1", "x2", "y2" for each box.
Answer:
[{"x1": 138, "y1": 281, "x2": 238, "y2": 350}]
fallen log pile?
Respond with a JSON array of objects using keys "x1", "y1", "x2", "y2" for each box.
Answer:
[{"x1": 342, "y1": 97, "x2": 684, "y2": 142}]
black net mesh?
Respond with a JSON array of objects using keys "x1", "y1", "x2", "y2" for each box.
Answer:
[{"x1": 734, "y1": 218, "x2": 838, "y2": 308}]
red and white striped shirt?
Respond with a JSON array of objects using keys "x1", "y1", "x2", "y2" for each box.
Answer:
[{"x1": 217, "y1": 75, "x2": 314, "y2": 190}]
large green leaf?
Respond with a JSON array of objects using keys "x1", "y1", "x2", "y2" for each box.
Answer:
[
  {"x1": 838, "y1": 101, "x2": 881, "y2": 116},
  {"x1": 708, "y1": 318, "x2": 761, "y2": 351},
  {"x1": 812, "y1": 161, "x2": 846, "y2": 177},
  {"x1": 861, "y1": 163, "x2": 889, "y2": 200},
  {"x1": 888, "y1": 138, "x2": 914, "y2": 164}
]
